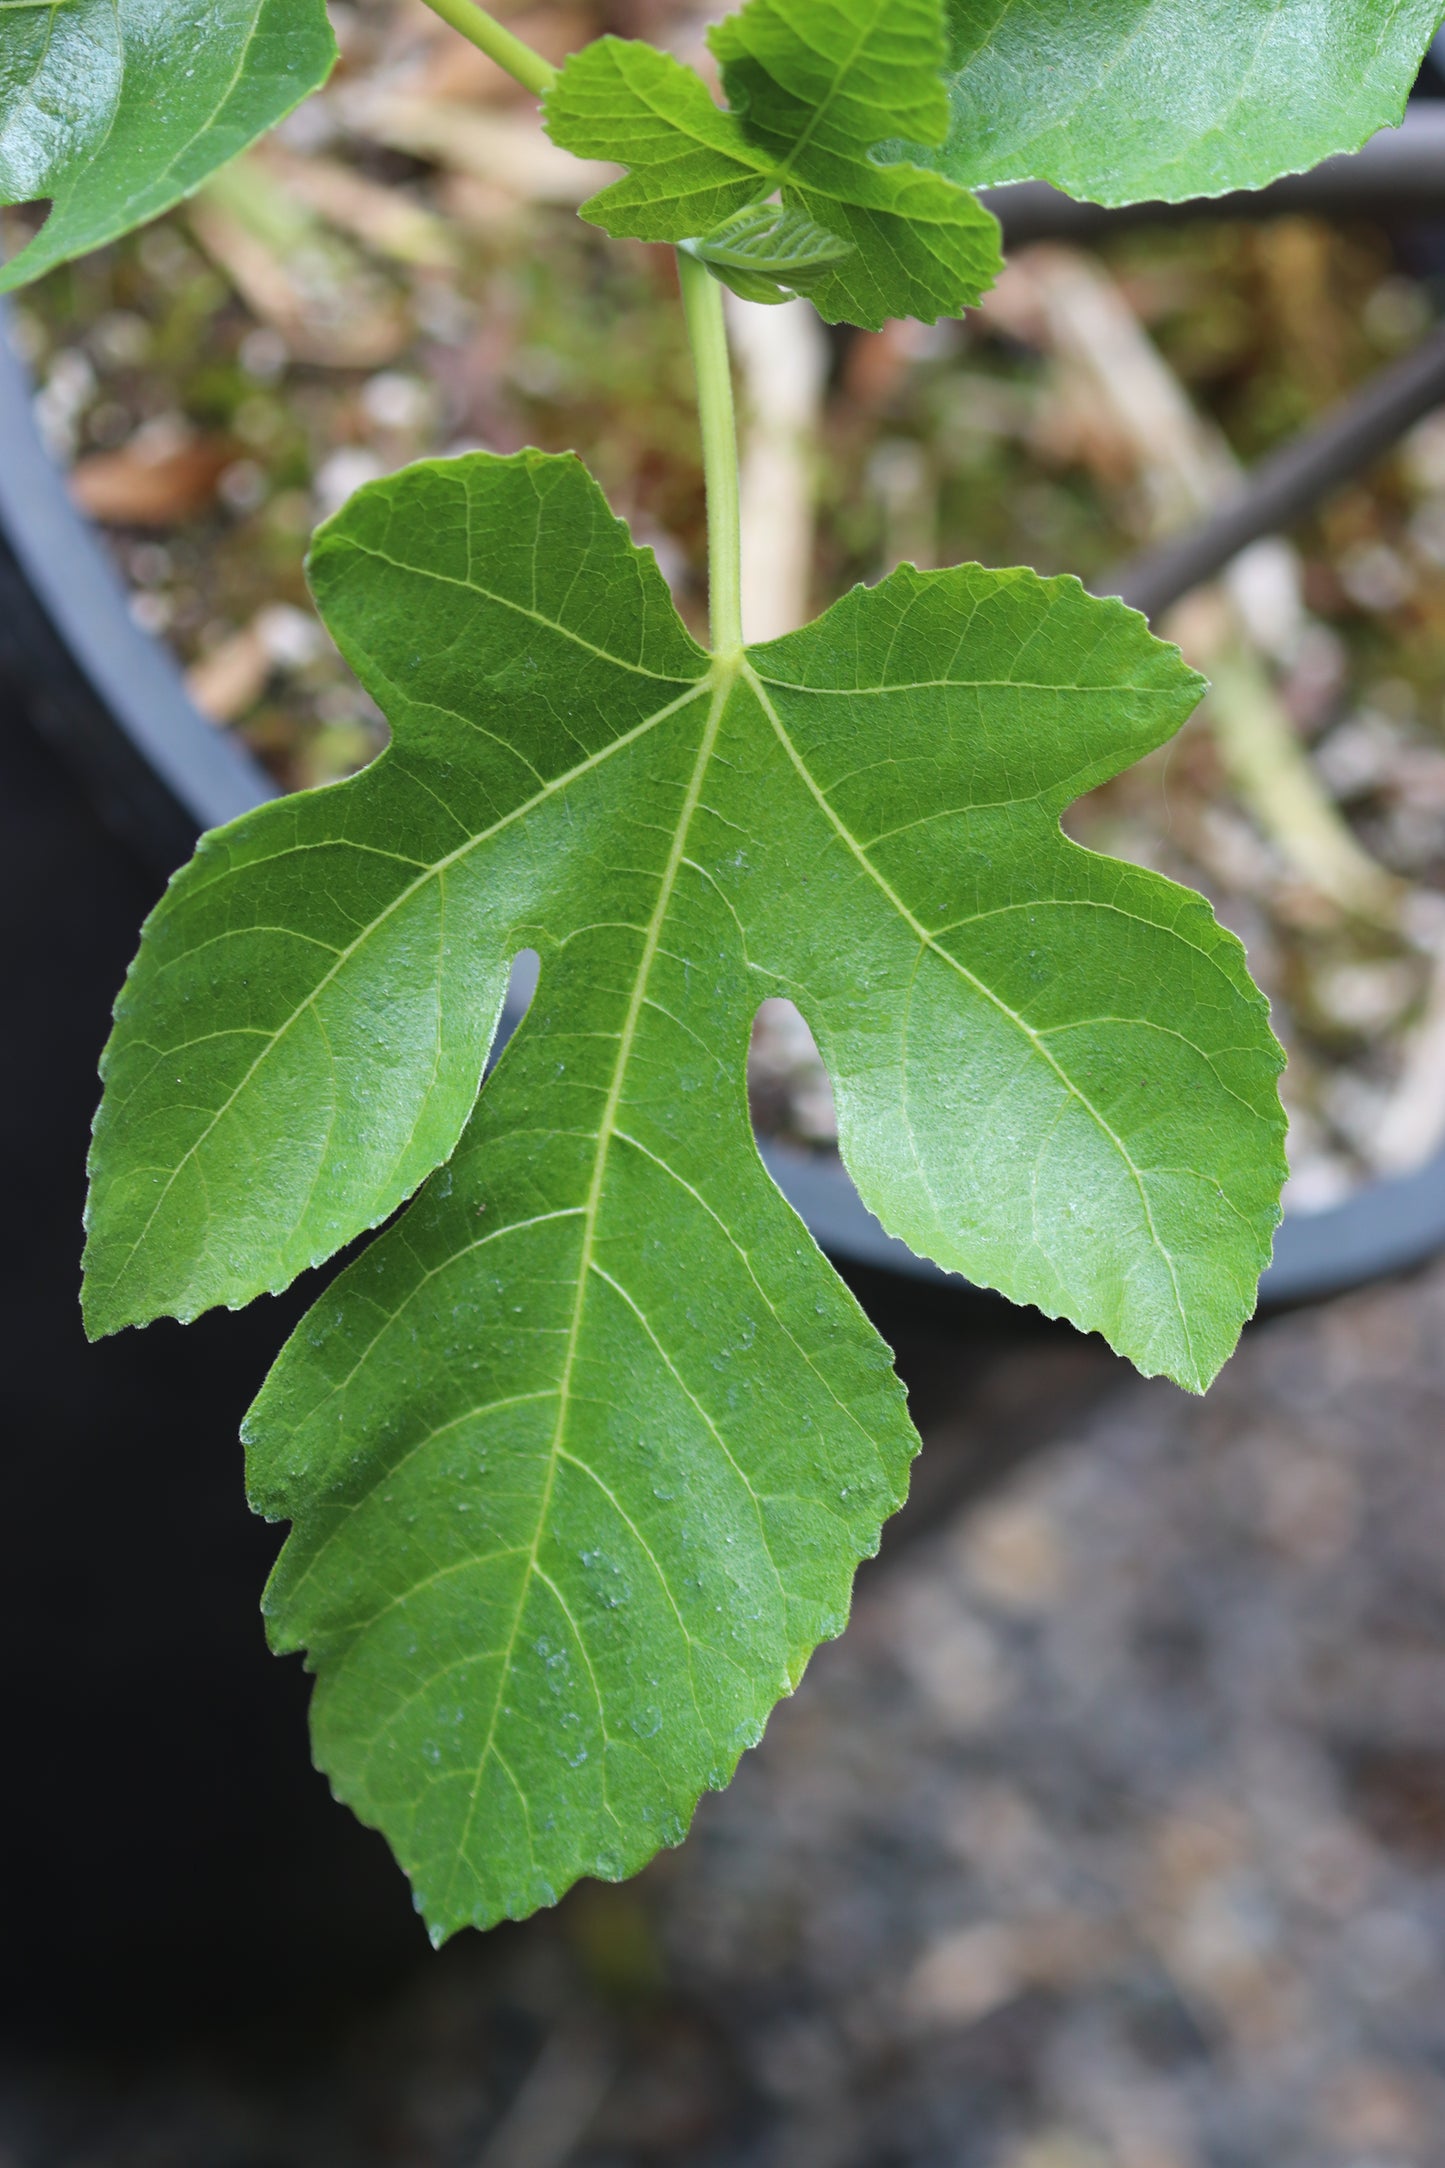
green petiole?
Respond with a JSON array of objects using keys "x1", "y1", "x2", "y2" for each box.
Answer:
[
  {"x1": 677, "y1": 251, "x2": 744, "y2": 660},
  {"x1": 417, "y1": 0, "x2": 558, "y2": 97},
  {"x1": 421, "y1": 0, "x2": 746, "y2": 660}
]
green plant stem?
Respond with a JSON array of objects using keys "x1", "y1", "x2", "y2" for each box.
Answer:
[
  {"x1": 678, "y1": 254, "x2": 744, "y2": 659},
  {"x1": 417, "y1": 0, "x2": 557, "y2": 96}
]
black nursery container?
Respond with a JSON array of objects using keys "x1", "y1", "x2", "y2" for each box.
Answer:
[{"x1": 0, "y1": 319, "x2": 424, "y2": 2039}]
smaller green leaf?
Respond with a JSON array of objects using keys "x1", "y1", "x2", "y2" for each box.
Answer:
[
  {"x1": 710, "y1": 0, "x2": 950, "y2": 152},
  {"x1": 541, "y1": 37, "x2": 770, "y2": 244},
  {"x1": 709, "y1": 0, "x2": 1002, "y2": 327},
  {"x1": 0, "y1": 0, "x2": 336, "y2": 291},
  {"x1": 545, "y1": 0, "x2": 1001, "y2": 329},
  {"x1": 681, "y1": 203, "x2": 852, "y2": 305}
]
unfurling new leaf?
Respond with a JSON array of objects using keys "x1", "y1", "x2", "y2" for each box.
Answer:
[
  {"x1": 543, "y1": 0, "x2": 1003, "y2": 327},
  {"x1": 84, "y1": 451, "x2": 1286, "y2": 1937},
  {"x1": 681, "y1": 204, "x2": 852, "y2": 307}
]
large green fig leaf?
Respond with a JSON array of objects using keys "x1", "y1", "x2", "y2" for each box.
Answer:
[
  {"x1": 544, "y1": 0, "x2": 1001, "y2": 328},
  {"x1": 932, "y1": 0, "x2": 1445, "y2": 207},
  {"x1": 85, "y1": 450, "x2": 1284, "y2": 1936},
  {"x1": 0, "y1": 0, "x2": 336, "y2": 291}
]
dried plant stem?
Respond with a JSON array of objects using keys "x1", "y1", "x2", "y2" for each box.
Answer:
[
  {"x1": 1004, "y1": 244, "x2": 1401, "y2": 926},
  {"x1": 1203, "y1": 641, "x2": 1401, "y2": 925},
  {"x1": 726, "y1": 292, "x2": 829, "y2": 643}
]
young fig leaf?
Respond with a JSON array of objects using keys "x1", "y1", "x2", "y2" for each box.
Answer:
[
  {"x1": 931, "y1": 0, "x2": 1445, "y2": 208},
  {"x1": 0, "y1": 0, "x2": 336, "y2": 291},
  {"x1": 681, "y1": 203, "x2": 852, "y2": 306},
  {"x1": 544, "y1": 0, "x2": 1002, "y2": 328},
  {"x1": 87, "y1": 450, "x2": 1285, "y2": 1935},
  {"x1": 541, "y1": 37, "x2": 770, "y2": 244}
]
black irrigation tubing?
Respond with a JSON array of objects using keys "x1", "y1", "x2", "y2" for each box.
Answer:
[
  {"x1": 1100, "y1": 316, "x2": 1445, "y2": 620},
  {"x1": 977, "y1": 104, "x2": 1445, "y2": 622}
]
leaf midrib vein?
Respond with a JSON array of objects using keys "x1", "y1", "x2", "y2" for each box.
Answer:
[
  {"x1": 768, "y1": 0, "x2": 883, "y2": 176},
  {"x1": 65, "y1": 0, "x2": 272, "y2": 244},
  {"x1": 437, "y1": 662, "x2": 733, "y2": 1915},
  {"x1": 611, "y1": 1126, "x2": 895, "y2": 1466}
]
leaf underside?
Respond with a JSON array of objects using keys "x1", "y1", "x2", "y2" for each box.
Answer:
[
  {"x1": 932, "y1": 0, "x2": 1445, "y2": 207},
  {"x1": 0, "y1": 0, "x2": 336, "y2": 291},
  {"x1": 543, "y1": 0, "x2": 1003, "y2": 328},
  {"x1": 84, "y1": 450, "x2": 1285, "y2": 1938}
]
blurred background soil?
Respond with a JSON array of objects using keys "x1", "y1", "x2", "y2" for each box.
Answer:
[{"x1": 7, "y1": 4, "x2": 1445, "y2": 2162}]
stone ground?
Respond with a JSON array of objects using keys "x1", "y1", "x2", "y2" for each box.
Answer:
[{"x1": 8, "y1": 1262, "x2": 1445, "y2": 2168}]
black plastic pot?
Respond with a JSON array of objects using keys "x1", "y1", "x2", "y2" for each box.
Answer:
[{"x1": 0, "y1": 322, "x2": 423, "y2": 2040}]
